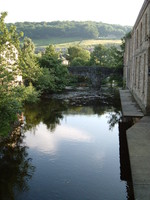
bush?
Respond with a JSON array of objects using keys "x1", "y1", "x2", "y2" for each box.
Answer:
[
  {"x1": 0, "y1": 99, "x2": 21, "y2": 136},
  {"x1": 23, "y1": 83, "x2": 40, "y2": 103},
  {"x1": 35, "y1": 68, "x2": 55, "y2": 93}
]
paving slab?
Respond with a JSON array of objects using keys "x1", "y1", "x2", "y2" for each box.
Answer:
[
  {"x1": 134, "y1": 185, "x2": 150, "y2": 200},
  {"x1": 119, "y1": 90, "x2": 144, "y2": 117},
  {"x1": 127, "y1": 116, "x2": 150, "y2": 200}
]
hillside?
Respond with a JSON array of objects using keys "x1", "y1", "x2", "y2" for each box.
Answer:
[{"x1": 8, "y1": 21, "x2": 131, "y2": 42}]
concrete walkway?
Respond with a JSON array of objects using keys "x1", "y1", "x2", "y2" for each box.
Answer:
[
  {"x1": 119, "y1": 90, "x2": 150, "y2": 200},
  {"x1": 119, "y1": 90, "x2": 144, "y2": 117},
  {"x1": 127, "y1": 117, "x2": 150, "y2": 200}
]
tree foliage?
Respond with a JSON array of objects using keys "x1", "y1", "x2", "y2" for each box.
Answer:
[
  {"x1": 8, "y1": 21, "x2": 132, "y2": 40},
  {"x1": 0, "y1": 13, "x2": 40, "y2": 136},
  {"x1": 104, "y1": 46, "x2": 123, "y2": 68},
  {"x1": 38, "y1": 45, "x2": 61, "y2": 69},
  {"x1": 21, "y1": 37, "x2": 41, "y2": 85},
  {"x1": 90, "y1": 44, "x2": 107, "y2": 66},
  {"x1": 37, "y1": 45, "x2": 69, "y2": 93},
  {"x1": 0, "y1": 12, "x2": 23, "y2": 135},
  {"x1": 89, "y1": 44, "x2": 123, "y2": 68},
  {"x1": 67, "y1": 46, "x2": 90, "y2": 66}
]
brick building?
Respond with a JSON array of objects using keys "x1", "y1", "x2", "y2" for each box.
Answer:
[{"x1": 124, "y1": 0, "x2": 150, "y2": 114}]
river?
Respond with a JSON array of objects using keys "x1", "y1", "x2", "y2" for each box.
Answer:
[{"x1": 0, "y1": 89, "x2": 134, "y2": 200}]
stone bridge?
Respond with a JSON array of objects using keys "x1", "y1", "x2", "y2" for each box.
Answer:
[{"x1": 68, "y1": 66, "x2": 122, "y2": 87}]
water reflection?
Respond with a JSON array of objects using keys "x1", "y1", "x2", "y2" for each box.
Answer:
[
  {"x1": 24, "y1": 123, "x2": 91, "y2": 155},
  {"x1": 0, "y1": 126, "x2": 35, "y2": 200},
  {"x1": 20, "y1": 113, "x2": 126, "y2": 200},
  {"x1": 0, "y1": 89, "x2": 133, "y2": 200},
  {"x1": 23, "y1": 88, "x2": 121, "y2": 133},
  {"x1": 24, "y1": 100, "x2": 67, "y2": 132}
]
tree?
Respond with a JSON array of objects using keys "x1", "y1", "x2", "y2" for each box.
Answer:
[
  {"x1": 71, "y1": 57, "x2": 87, "y2": 67},
  {"x1": 105, "y1": 46, "x2": 123, "y2": 68},
  {"x1": 38, "y1": 45, "x2": 69, "y2": 92},
  {"x1": 0, "y1": 12, "x2": 24, "y2": 135},
  {"x1": 89, "y1": 43, "x2": 125, "y2": 68},
  {"x1": 21, "y1": 37, "x2": 41, "y2": 85},
  {"x1": 67, "y1": 46, "x2": 90, "y2": 66},
  {"x1": 0, "y1": 13, "x2": 40, "y2": 136},
  {"x1": 0, "y1": 12, "x2": 23, "y2": 90},
  {"x1": 39, "y1": 45, "x2": 61, "y2": 69},
  {"x1": 90, "y1": 44, "x2": 107, "y2": 66},
  {"x1": 35, "y1": 68, "x2": 55, "y2": 93},
  {"x1": 11, "y1": 21, "x2": 131, "y2": 41}
]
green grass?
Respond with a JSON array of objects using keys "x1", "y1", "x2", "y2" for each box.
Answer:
[
  {"x1": 33, "y1": 37, "x2": 84, "y2": 48},
  {"x1": 55, "y1": 39, "x2": 121, "y2": 48},
  {"x1": 34, "y1": 37, "x2": 121, "y2": 50}
]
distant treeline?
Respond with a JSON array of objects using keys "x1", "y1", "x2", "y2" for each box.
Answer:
[{"x1": 7, "y1": 21, "x2": 132, "y2": 40}]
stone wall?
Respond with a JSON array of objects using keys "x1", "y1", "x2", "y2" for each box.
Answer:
[
  {"x1": 124, "y1": 0, "x2": 150, "y2": 114},
  {"x1": 68, "y1": 66, "x2": 120, "y2": 87}
]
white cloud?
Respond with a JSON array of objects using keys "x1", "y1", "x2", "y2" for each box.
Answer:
[{"x1": 24, "y1": 122, "x2": 91, "y2": 155}]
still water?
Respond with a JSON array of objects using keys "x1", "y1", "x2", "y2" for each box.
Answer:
[{"x1": 0, "y1": 91, "x2": 134, "y2": 200}]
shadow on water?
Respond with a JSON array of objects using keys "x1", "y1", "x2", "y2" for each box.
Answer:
[
  {"x1": 119, "y1": 121, "x2": 135, "y2": 200},
  {"x1": 0, "y1": 88, "x2": 135, "y2": 199}
]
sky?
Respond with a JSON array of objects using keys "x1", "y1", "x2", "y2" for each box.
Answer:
[{"x1": 0, "y1": 0, "x2": 145, "y2": 26}]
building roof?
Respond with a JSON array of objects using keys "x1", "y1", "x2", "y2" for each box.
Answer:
[{"x1": 133, "y1": 0, "x2": 150, "y2": 30}]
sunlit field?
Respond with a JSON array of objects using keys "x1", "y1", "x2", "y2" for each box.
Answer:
[{"x1": 33, "y1": 38, "x2": 121, "y2": 50}]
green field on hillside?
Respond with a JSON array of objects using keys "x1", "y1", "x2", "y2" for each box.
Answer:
[
  {"x1": 33, "y1": 37, "x2": 121, "y2": 50},
  {"x1": 33, "y1": 37, "x2": 83, "y2": 47},
  {"x1": 55, "y1": 39, "x2": 121, "y2": 48}
]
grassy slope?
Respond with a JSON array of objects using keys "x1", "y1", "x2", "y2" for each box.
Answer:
[
  {"x1": 33, "y1": 37, "x2": 83, "y2": 47},
  {"x1": 33, "y1": 37, "x2": 121, "y2": 49}
]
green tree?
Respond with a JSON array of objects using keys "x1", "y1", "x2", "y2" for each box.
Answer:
[
  {"x1": 90, "y1": 44, "x2": 107, "y2": 66},
  {"x1": 90, "y1": 44, "x2": 124, "y2": 68},
  {"x1": 0, "y1": 13, "x2": 40, "y2": 136},
  {"x1": 71, "y1": 57, "x2": 87, "y2": 67},
  {"x1": 21, "y1": 37, "x2": 41, "y2": 85},
  {"x1": 105, "y1": 46, "x2": 123, "y2": 68},
  {"x1": 38, "y1": 45, "x2": 69, "y2": 92},
  {"x1": 11, "y1": 21, "x2": 131, "y2": 41},
  {"x1": 35, "y1": 67, "x2": 55, "y2": 93},
  {"x1": 67, "y1": 46, "x2": 90, "y2": 66},
  {"x1": 0, "y1": 12, "x2": 24, "y2": 135},
  {"x1": 39, "y1": 45, "x2": 61, "y2": 69}
]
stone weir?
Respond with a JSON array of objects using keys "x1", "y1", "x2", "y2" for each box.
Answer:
[{"x1": 68, "y1": 66, "x2": 121, "y2": 87}]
